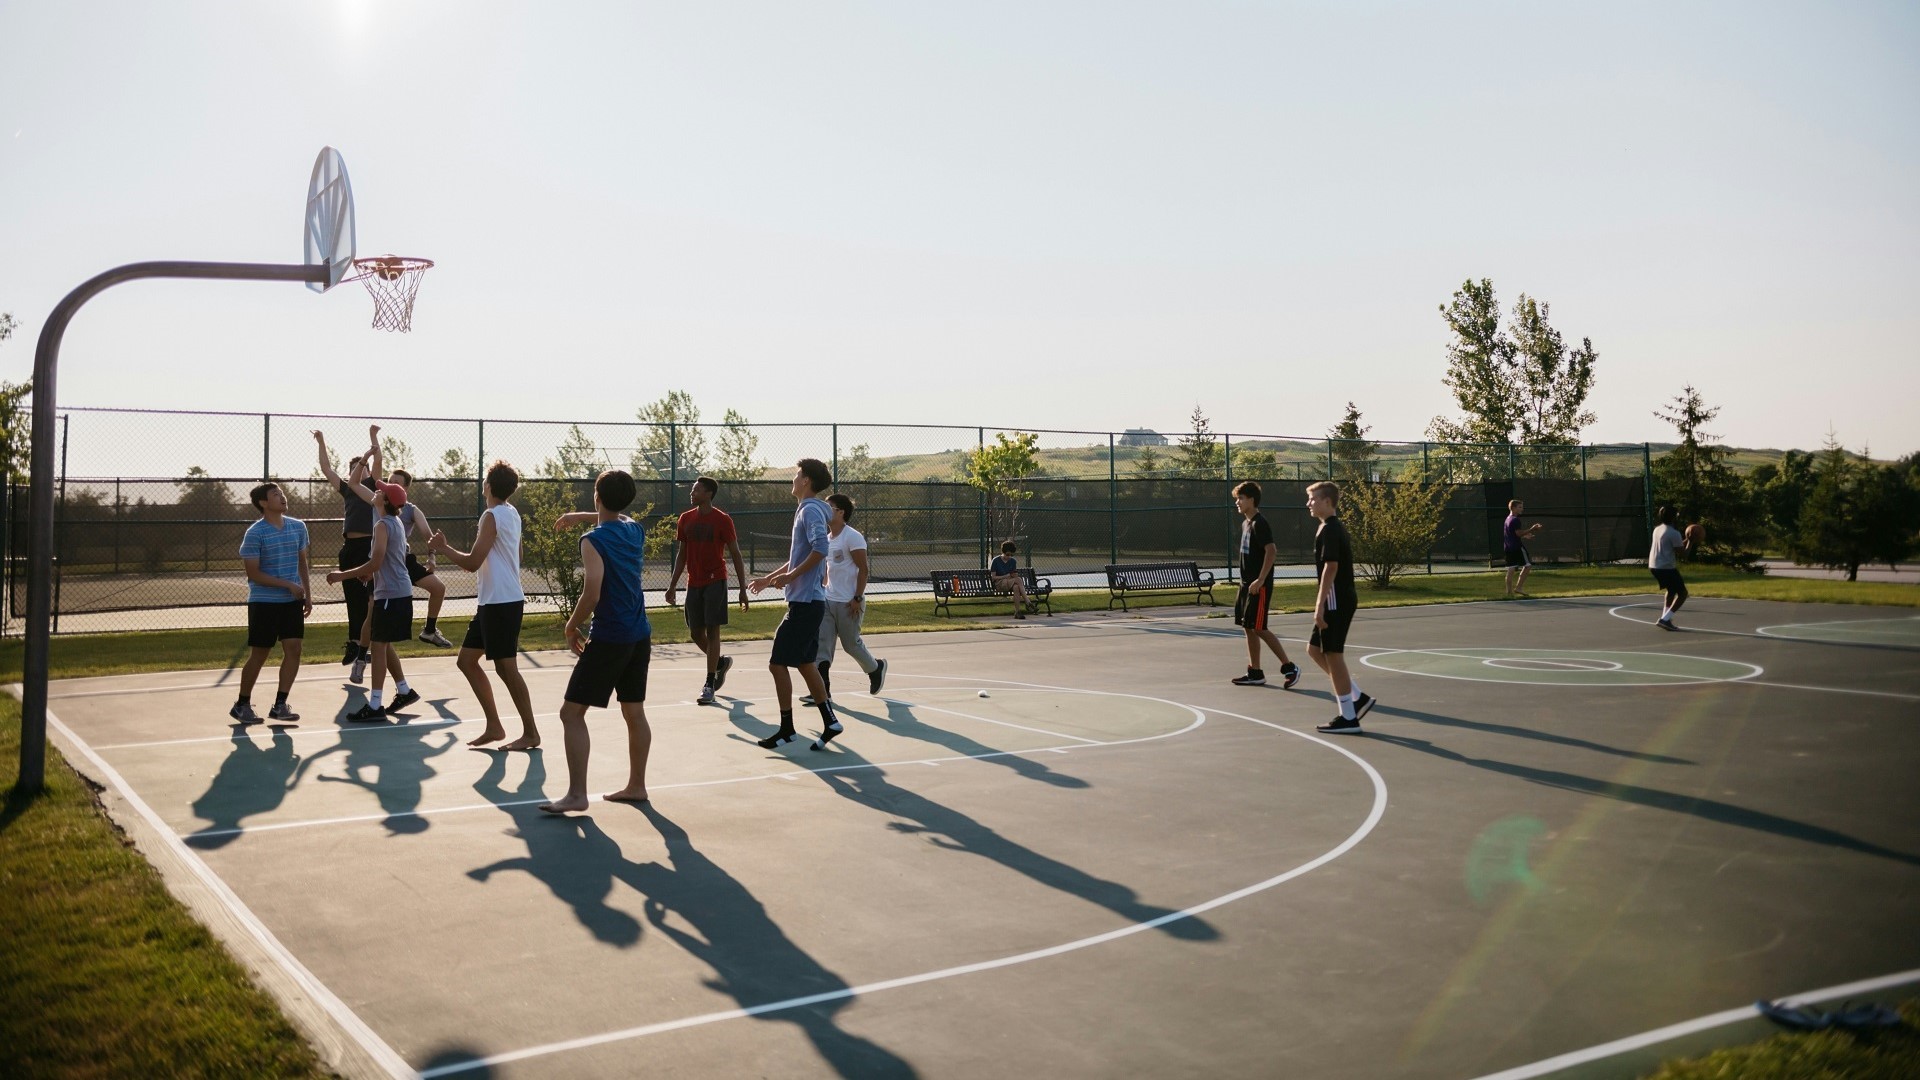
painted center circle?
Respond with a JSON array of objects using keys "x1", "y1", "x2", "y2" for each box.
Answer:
[{"x1": 1362, "y1": 648, "x2": 1760, "y2": 686}]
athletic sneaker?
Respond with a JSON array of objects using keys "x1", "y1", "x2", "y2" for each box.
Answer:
[
  {"x1": 713, "y1": 655, "x2": 734, "y2": 691},
  {"x1": 1281, "y1": 662, "x2": 1301, "y2": 690},
  {"x1": 349, "y1": 654, "x2": 368, "y2": 685},
  {"x1": 267, "y1": 702, "x2": 300, "y2": 723},
  {"x1": 1352, "y1": 692, "x2": 1375, "y2": 720},
  {"x1": 385, "y1": 688, "x2": 422, "y2": 714},
  {"x1": 420, "y1": 627, "x2": 453, "y2": 648},
  {"x1": 228, "y1": 701, "x2": 260, "y2": 723},
  {"x1": 757, "y1": 730, "x2": 796, "y2": 749},
  {"x1": 346, "y1": 703, "x2": 385, "y2": 722},
  {"x1": 1232, "y1": 669, "x2": 1266, "y2": 686},
  {"x1": 799, "y1": 694, "x2": 817, "y2": 707},
  {"x1": 340, "y1": 642, "x2": 360, "y2": 666},
  {"x1": 1316, "y1": 716, "x2": 1364, "y2": 736},
  {"x1": 869, "y1": 658, "x2": 889, "y2": 696},
  {"x1": 697, "y1": 685, "x2": 717, "y2": 706},
  {"x1": 1657, "y1": 619, "x2": 1678, "y2": 631}
]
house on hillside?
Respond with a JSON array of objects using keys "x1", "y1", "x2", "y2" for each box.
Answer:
[{"x1": 1118, "y1": 428, "x2": 1167, "y2": 447}]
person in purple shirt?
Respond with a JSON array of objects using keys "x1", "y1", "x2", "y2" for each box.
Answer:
[
  {"x1": 1502, "y1": 498, "x2": 1544, "y2": 598},
  {"x1": 748, "y1": 458, "x2": 840, "y2": 751}
]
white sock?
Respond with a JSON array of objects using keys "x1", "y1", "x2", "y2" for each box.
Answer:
[
  {"x1": 1349, "y1": 680, "x2": 1363, "y2": 698},
  {"x1": 1338, "y1": 693, "x2": 1356, "y2": 721},
  {"x1": 396, "y1": 679, "x2": 411, "y2": 695},
  {"x1": 370, "y1": 689, "x2": 384, "y2": 708}
]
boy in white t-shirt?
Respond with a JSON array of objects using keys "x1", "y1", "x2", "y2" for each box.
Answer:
[
  {"x1": 430, "y1": 461, "x2": 540, "y2": 749},
  {"x1": 803, "y1": 493, "x2": 887, "y2": 720},
  {"x1": 1646, "y1": 504, "x2": 1693, "y2": 630}
]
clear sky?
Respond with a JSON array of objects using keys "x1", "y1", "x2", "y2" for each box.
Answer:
[{"x1": 2, "y1": 1, "x2": 1916, "y2": 458}]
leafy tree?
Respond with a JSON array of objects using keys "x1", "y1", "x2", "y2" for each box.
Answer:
[
  {"x1": 837, "y1": 441, "x2": 899, "y2": 483},
  {"x1": 547, "y1": 425, "x2": 602, "y2": 479},
  {"x1": 632, "y1": 389, "x2": 707, "y2": 480},
  {"x1": 1131, "y1": 444, "x2": 1163, "y2": 479},
  {"x1": 1428, "y1": 280, "x2": 1597, "y2": 459},
  {"x1": 431, "y1": 447, "x2": 477, "y2": 481},
  {"x1": 964, "y1": 431, "x2": 1040, "y2": 543},
  {"x1": 176, "y1": 465, "x2": 235, "y2": 515},
  {"x1": 711, "y1": 408, "x2": 765, "y2": 481},
  {"x1": 0, "y1": 313, "x2": 27, "y2": 483},
  {"x1": 1229, "y1": 445, "x2": 1279, "y2": 479},
  {"x1": 1176, "y1": 406, "x2": 1225, "y2": 479},
  {"x1": 378, "y1": 434, "x2": 416, "y2": 477},
  {"x1": 1746, "y1": 450, "x2": 1815, "y2": 549},
  {"x1": 1650, "y1": 386, "x2": 1758, "y2": 557},
  {"x1": 1328, "y1": 402, "x2": 1377, "y2": 482},
  {"x1": 1786, "y1": 436, "x2": 1916, "y2": 581},
  {"x1": 517, "y1": 478, "x2": 586, "y2": 614},
  {"x1": 1343, "y1": 470, "x2": 1451, "y2": 588}
]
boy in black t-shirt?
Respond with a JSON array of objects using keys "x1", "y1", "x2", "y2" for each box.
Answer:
[
  {"x1": 1306, "y1": 481, "x2": 1374, "y2": 734},
  {"x1": 988, "y1": 541, "x2": 1029, "y2": 619},
  {"x1": 1230, "y1": 482, "x2": 1299, "y2": 687}
]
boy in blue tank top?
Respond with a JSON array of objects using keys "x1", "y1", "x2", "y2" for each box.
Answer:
[{"x1": 541, "y1": 469, "x2": 654, "y2": 814}]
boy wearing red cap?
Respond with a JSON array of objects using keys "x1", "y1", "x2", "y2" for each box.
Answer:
[{"x1": 328, "y1": 480, "x2": 422, "y2": 720}]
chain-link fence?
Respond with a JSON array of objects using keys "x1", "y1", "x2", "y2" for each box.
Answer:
[{"x1": 3, "y1": 408, "x2": 1649, "y2": 634}]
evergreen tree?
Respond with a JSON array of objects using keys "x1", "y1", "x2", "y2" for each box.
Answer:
[
  {"x1": 1650, "y1": 386, "x2": 1757, "y2": 555},
  {"x1": 712, "y1": 408, "x2": 766, "y2": 481},
  {"x1": 1328, "y1": 402, "x2": 1377, "y2": 482},
  {"x1": 1176, "y1": 406, "x2": 1225, "y2": 479}
]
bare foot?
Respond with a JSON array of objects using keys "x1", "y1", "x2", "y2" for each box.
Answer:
[
  {"x1": 468, "y1": 726, "x2": 507, "y2": 747},
  {"x1": 604, "y1": 788, "x2": 649, "y2": 804},
  {"x1": 538, "y1": 795, "x2": 590, "y2": 814},
  {"x1": 499, "y1": 735, "x2": 542, "y2": 751}
]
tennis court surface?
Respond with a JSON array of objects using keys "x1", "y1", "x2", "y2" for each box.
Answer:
[{"x1": 27, "y1": 595, "x2": 1920, "y2": 1078}]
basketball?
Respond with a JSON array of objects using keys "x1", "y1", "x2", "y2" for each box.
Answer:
[{"x1": 1686, "y1": 522, "x2": 1705, "y2": 546}]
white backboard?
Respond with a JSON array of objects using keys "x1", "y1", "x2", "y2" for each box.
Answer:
[{"x1": 304, "y1": 147, "x2": 356, "y2": 292}]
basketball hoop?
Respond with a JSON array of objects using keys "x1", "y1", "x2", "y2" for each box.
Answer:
[{"x1": 346, "y1": 255, "x2": 433, "y2": 332}]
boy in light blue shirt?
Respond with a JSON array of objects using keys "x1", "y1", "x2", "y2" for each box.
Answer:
[
  {"x1": 747, "y1": 457, "x2": 840, "y2": 750},
  {"x1": 233, "y1": 482, "x2": 311, "y2": 724}
]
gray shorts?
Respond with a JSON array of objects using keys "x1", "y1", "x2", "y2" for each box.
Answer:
[{"x1": 683, "y1": 581, "x2": 729, "y2": 629}]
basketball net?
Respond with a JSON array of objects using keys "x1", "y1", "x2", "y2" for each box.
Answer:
[{"x1": 347, "y1": 255, "x2": 434, "y2": 332}]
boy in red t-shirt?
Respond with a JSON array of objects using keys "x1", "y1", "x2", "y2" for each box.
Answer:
[{"x1": 663, "y1": 476, "x2": 750, "y2": 705}]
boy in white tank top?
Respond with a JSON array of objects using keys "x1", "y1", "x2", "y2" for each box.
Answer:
[{"x1": 430, "y1": 461, "x2": 540, "y2": 749}]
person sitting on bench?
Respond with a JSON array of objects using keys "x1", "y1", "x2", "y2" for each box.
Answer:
[{"x1": 988, "y1": 540, "x2": 1028, "y2": 620}]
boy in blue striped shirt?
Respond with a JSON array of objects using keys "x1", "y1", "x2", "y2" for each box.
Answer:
[{"x1": 234, "y1": 482, "x2": 311, "y2": 723}]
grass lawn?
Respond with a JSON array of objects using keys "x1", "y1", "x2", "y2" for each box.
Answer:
[
  {"x1": 1645, "y1": 999, "x2": 1920, "y2": 1078},
  {"x1": 0, "y1": 563, "x2": 1912, "y2": 1074},
  {"x1": 0, "y1": 694, "x2": 330, "y2": 1077}
]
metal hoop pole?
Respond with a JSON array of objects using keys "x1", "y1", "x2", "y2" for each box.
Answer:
[{"x1": 19, "y1": 260, "x2": 327, "y2": 791}]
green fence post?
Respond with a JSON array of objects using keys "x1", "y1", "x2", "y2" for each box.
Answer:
[
  {"x1": 1223, "y1": 432, "x2": 1233, "y2": 582},
  {"x1": 262, "y1": 413, "x2": 271, "y2": 480},
  {"x1": 977, "y1": 427, "x2": 987, "y2": 569},
  {"x1": 54, "y1": 414, "x2": 68, "y2": 634},
  {"x1": 1326, "y1": 438, "x2": 1334, "y2": 479},
  {"x1": 1109, "y1": 432, "x2": 1118, "y2": 565},
  {"x1": 475, "y1": 420, "x2": 486, "y2": 519},
  {"x1": 832, "y1": 424, "x2": 838, "y2": 485},
  {"x1": 1507, "y1": 442, "x2": 1517, "y2": 482},
  {"x1": 669, "y1": 422, "x2": 678, "y2": 484},
  {"x1": 1643, "y1": 442, "x2": 1654, "y2": 533},
  {"x1": 1581, "y1": 445, "x2": 1592, "y2": 564},
  {"x1": 1424, "y1": 442, "x2": 1433, "y2": 575}
]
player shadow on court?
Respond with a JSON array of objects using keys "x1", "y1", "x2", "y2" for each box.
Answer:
[
  {"x1": 1364, "y1": 732, "x2": 1920, "y2": 867},
  {"x1": 184, "y1": 727, "x2": 308, "y2": 849},
  {"x1": 835, "y1": 698, "x2": 1092, "y2": 789},
  {"x1": 415, "y1": 1047, "x2": 496, "y2": 1078},
  {"x1": 1368, "y1": 703, "x2": 1696, "y2": 765},
  {"x1": 808, "y1": 745, "x2": 1219, "y2": 942},
  {"x1": 622, "y1": 803, "x2": 919, "y2": 1079},
  {"x1": 465, "y1": 749, "x2": 646, "y2": 947},
  {"x1": 302, "y1": 726, "x2": 460, "y2": 835}
]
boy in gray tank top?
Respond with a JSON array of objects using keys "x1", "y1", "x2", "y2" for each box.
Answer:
[{"x1": 328, "y1": 481, "x2": 422, "y2": 720}]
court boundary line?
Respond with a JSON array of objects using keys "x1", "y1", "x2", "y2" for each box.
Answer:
[
  {"x1": 1360, "y1": 647, "x2": 1764, "y2": 688},
  {"x1": 4, "y1": 688, "x2": 413, "y2": 1080},
  {"x1": 1472, "y1": 966, "x2": 1920, "y2": 1080},
  {"x1": 176, "y1": 684, "x2": 1204, "y2": 839},
  {"x1": 417, "y1": 689, "x2": 1389, "y2": 1077}
]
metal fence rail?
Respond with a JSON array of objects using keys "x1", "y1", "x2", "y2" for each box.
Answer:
[{"x1": 4, "y1": 407, "x2": 1651, "y2": 634}]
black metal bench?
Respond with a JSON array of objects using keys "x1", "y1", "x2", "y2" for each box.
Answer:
[
  {"x1": 931, "y1": 568, "x2": 1053, "y2": 617},
  {"x1": 1103, "y1": 561, "x2": 1216, "y2": 611}
]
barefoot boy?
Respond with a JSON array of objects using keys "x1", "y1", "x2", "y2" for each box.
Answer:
[
  {"x1": 429, "y1": 461, "x2": 539, "y2": 749},
  {"x1": 746, "y1": 458, "x2": 839, "y2": 751},
  {"x1": 327, "y1": 481, "x2": 421, "y2": 721},
  {"x1": 1306, "y1": 481, "x2": 1375, "y2": 735},
  {"x1": 1230, "y1": 480, "x2": 1300, "y2": 688},
  {"x1": 540, "y1": 469, "x2": 654, "y2": 813},
  {"x1": 662, "y1": 475, "x2": 749, "y2": 706},
  {"x1": 233, "y1": 482, "x2": 311, "y2": 723}
]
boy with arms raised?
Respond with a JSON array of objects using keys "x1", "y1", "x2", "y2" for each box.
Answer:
[
  {"x1": 1306, "y1": 481, "x2": 1375, "y2": 735},
  {"x1": 383, "y1": 467, "x2": 454, "y2": 648},
  {"x1": 662, "y1": 475, "x2": 750, "y2": 706},
  {"x1": 311, "y1": 426, "x2": 381, "y2": 677},
  {"x1": 327, "y1": 481, "x2": 422, "y2": 721},
  {"x1": 746, "y1": 458, "x2": 840, "y2": 751},
  {"x1": 232, "y1": 482, "x2": 311, "y2": 723},
  {"x1": 541, "y1": 469, "x2": 654, "y2": 814},
  {"x1": 429, "y1": 461, "x2": 540, "y2": 749},
  {"x1": 1230, "y1": 480, "x2": 1300, "y2": 688}
]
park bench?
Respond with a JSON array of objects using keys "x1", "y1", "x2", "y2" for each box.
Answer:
[
  {"x1": 1103, "y1": 561, "x2": 1216, "y2": 611},
  {"x1": 930, "y1": 568, "x2": 1053, "y2": 617}
]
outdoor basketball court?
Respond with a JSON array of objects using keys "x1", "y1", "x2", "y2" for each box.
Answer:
[{"x1": 23, "y1": 594, "x2": 1920, "y2": 1078}]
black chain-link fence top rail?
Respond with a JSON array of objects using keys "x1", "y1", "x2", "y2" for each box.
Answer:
[{"x1": 4, "y1": 408, "x2": 1651, "y2": 633}]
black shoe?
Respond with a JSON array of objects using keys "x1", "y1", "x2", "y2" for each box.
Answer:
[
  {"x1": 1281, "y1": 663, "x2": 1301, "y2": 689},
  {"x1": 347, "y1": 703, "x2": 385, "y2": 722},
  {"x1": 757, "y1": 730, "x2": 797, "y2": 749},
  {"x1": 1657, "y1": 619, "x2": 1678, "y2": 631},
  {"x1": 799, "y1": 695, "x2": 817, "y2": 707},
  {"x1": 341, "y1": 642, "x2": 360, "y2": 666},
  {"x1": 229, "y1": 701, "x2": 261, "y2": 724},
  {"x1": 267, "y1": 702, "x2": 300, "y2": 723},
  {"x1": 1232, "y1": 669, "x2": 1266, "y2": 686},
  {"x1": 869, "y1": 659, "x2": 889, "y2": 696},
  {"x1": 1352, "y1": 692, "x2": 1375, "y2": 720},
  {"x1": 713, "y1": 655, "x2": 734, "y2": 691},
  {"x1": 385, "y1": 688, "x2": 421, "y2": 714},
  {"x1": 1316, "y1": 716, "x2": 1364, "y2": 735}
]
